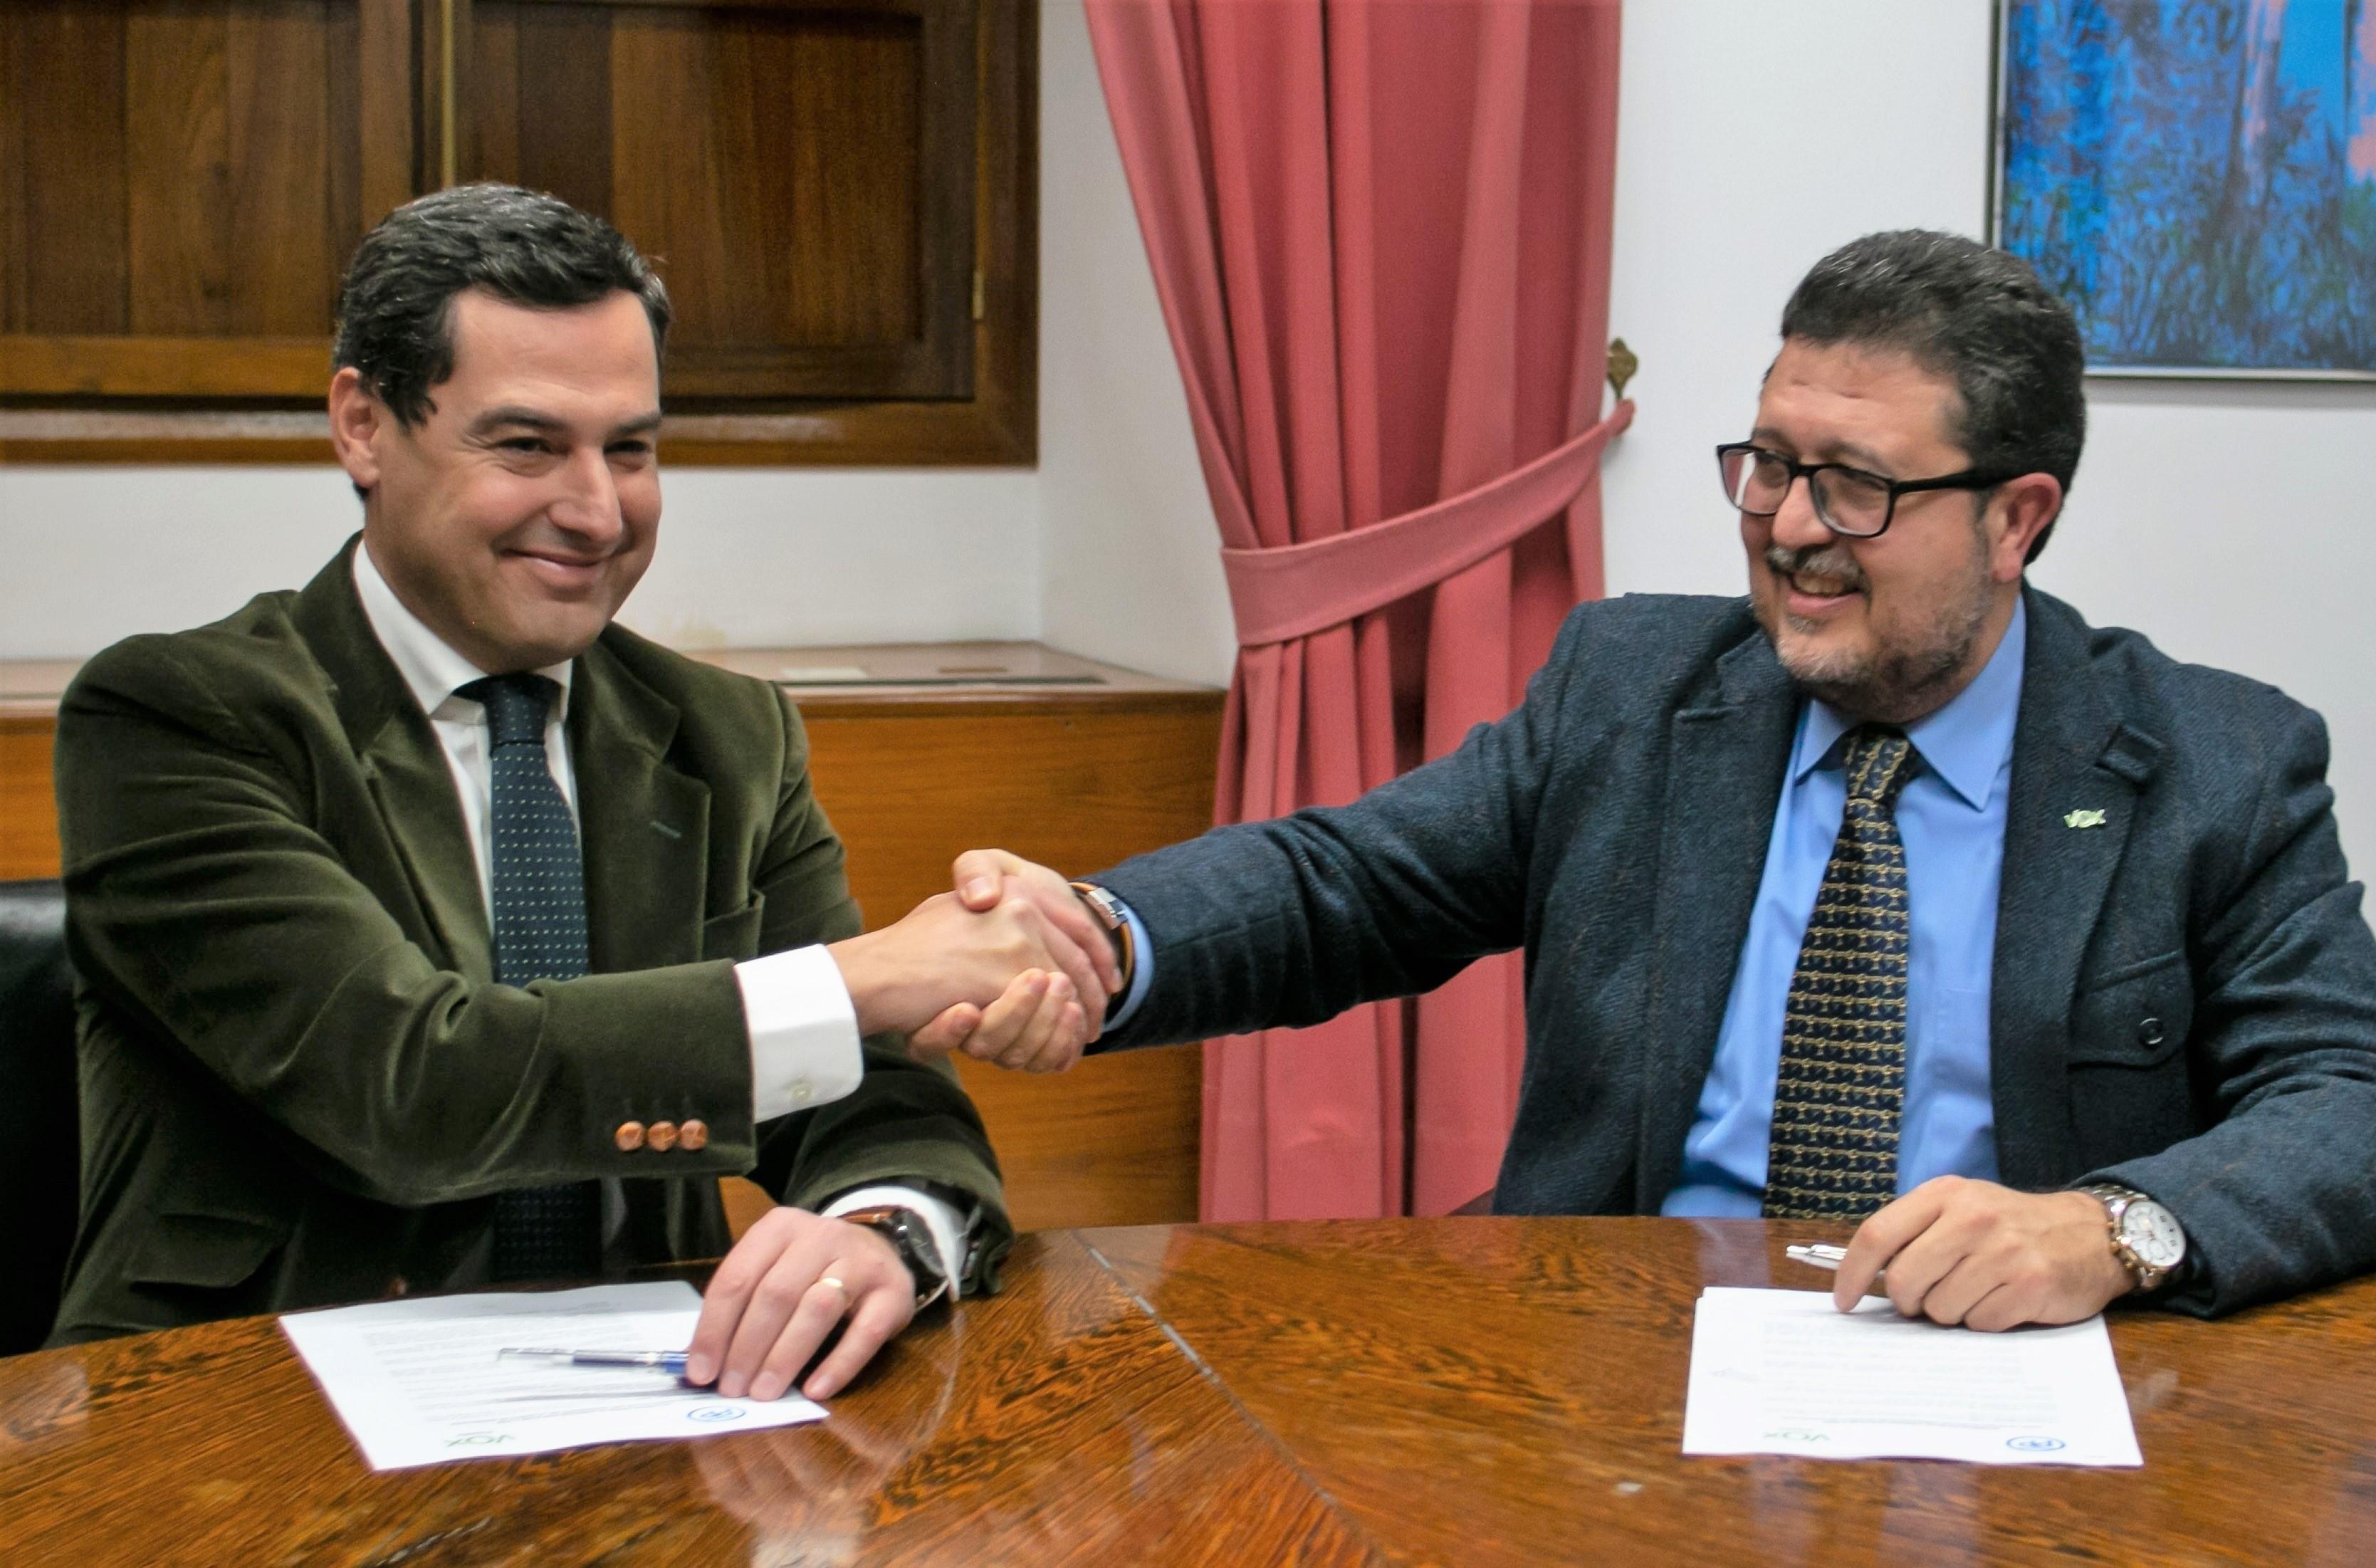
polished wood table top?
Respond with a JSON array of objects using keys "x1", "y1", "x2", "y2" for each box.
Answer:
[{"x1": 4, "y1": 1218, "x2": 2370, "y2": 1566}]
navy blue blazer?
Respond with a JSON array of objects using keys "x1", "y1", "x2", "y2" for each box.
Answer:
[{"x1": 1096, "y1": 587, "x2": 2376, "y2": 1317}]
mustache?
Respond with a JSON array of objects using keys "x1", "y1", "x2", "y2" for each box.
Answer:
[{"x1": 1763, "y1": 540, "x2": 1868, "y2": 594}]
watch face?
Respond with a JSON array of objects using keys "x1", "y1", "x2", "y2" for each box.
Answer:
[{"x1": 2120, "y1": 1199, "x2": 2187, "y2": 1269}]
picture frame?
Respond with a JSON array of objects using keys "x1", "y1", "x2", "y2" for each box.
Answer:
[{"x1": 1989, "y1": 0, "x2": 2376, "y2": 382}]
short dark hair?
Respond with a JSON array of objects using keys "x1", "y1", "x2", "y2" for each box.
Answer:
[
  {"x1": 1779, "y1": 230, "x2": 2085, "y2": 562},
  {"x1": 333, "y1": 183, "x2": 671, "y2": 428}
]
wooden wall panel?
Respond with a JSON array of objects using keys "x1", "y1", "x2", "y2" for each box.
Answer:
[
  {"x1": 0, "y1": 723, "x2": 60, "y2": 882},
  {"x1": 0, "y1": 18, "x2": 19, "y2": 332},
  {"x1": 352, "y1": 0, "x2": 415, "y2": 224},
  {"x1": 471, "y1": 0, "x2": 964, "y2": 400},
  {"x1": 721, "y1": 1042, "x2": 1202, "y2": 1238},
  {"x1": 799, "y1": 704, "x2": 1221, "y2": 938},
  {"x1": 1, "y1": 1, "x2": 130, "y2": 336},
  {"x1": 950, "y1": 1045, "x2": 1202, "y2": 1235},
  {"x1": 124, "y1": 1, "x2": 345, "y2": 338},
  {"x1": 800, "y1": 698, "x2": 1221, "y2": 1234},
  {"x1": 512, "y1": 6, "x2": 613, "y2": 219},
  {"x1": 768, "y1": 19, "x2": 921, "y2": 347},
  {"x1": 0, "y1": 0, "x2": 397, "y2": 400}
]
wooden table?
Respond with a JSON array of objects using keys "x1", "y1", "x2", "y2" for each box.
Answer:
[{"x1": 4, "y1": 1218, "x2": 2369, "y2": 1566}]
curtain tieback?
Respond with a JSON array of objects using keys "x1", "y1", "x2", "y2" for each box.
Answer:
[{"x1": 1218, "y1": 400, "x2": 1634, "y2": 649}]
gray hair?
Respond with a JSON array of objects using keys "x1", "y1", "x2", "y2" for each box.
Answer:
[
  {"x1": 333, "y1": 183, "x2": 671, "y2": 428},
  {"x1": 1779, "y1": 230, "x2": 2085, "y2": 561}
]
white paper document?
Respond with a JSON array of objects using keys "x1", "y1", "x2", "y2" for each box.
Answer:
[
  {"x1": 1682, "y1": 1287, "x2": 2142, "y2": 1466},
  {"x1": 280, "y1": 1280, "x2": 825, "y2": 1470}
]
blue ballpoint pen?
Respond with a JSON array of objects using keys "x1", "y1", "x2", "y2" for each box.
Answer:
[{"x1": 498, "y1": 1347, "x2": 692, "y2": 1375}]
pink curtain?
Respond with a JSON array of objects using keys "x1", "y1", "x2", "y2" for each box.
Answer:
[{"x1": 1087, "y1": 0, "x2": 1631, "y2": 1221}]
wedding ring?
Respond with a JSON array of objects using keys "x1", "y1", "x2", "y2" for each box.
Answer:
[{"x1": 817, "y1": 1275, "x2": 847, "y2": 1297}]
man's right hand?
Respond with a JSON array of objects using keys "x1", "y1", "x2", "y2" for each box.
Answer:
[
  {"x1": 917, "y1": 849, "x2": 1118, "y2": 1075},
  {"x1": 826, "y1": 888, "x2": 1114, "y2": 1048}
]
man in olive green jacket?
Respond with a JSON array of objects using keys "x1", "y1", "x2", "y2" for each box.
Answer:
[{"x1": 50, "y1": 185, "x2": 1113, "y2": 1406}]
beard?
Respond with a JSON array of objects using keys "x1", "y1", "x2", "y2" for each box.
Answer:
[{"x1": 1754, "y1": 535, "x2": 1996, "y2": 724}]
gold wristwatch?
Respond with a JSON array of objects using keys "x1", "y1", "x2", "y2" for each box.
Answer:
[
  {"x1": 1070, "y1": 881, "x2": 1136, "y2": 993},
  {"x1": 2079, "y1": 1183, "x2": 2187, "y2": 1293}
]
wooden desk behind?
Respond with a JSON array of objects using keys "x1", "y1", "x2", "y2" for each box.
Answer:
[
  {"x1": 0, "y1": 642, "x2": 1224, "y2": 1233},
  {"x1": 4, "y1": 1218, "x2": 2369, "y2": 1566}
]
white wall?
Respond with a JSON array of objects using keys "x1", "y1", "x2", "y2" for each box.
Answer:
[
  {"x1": 1035, "y1": 3, "x2": 1238, "y2": 685},
  {"x1": 0, "y1": 464, "x2": 1039, "y2": 656},
  {"x1": 1599, "y1": 0, "x2": 2376, "y2": 878},
  {"x1": 611, "y1": 469, "x2": 1037, "y2": 650}
]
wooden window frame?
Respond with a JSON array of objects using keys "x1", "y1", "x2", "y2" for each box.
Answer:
[{"x1": 0, "y1": 0, "x2": 1035, "y2": 466}]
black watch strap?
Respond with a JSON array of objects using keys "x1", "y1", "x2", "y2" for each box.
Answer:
[{"x1": 838, "y1": 1204, "x2": 952, "y2": 1310}]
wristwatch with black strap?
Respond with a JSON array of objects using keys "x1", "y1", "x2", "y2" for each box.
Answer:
[{"x1": 837, "y1": 1204, "x2": 952, "y2": 1311}]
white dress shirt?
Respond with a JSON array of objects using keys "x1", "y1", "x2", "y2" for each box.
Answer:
[{"x1": 352, "y1": 543, "x2": 965, "y2": 1292}]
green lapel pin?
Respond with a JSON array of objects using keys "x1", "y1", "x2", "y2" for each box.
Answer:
[{"x1": 2063, "y1": 808, "x2": 2108, "y2": 830}]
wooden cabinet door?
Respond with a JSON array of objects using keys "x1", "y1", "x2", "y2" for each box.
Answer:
[
  {"x1": 464, "y1": 0, "x2": 976, "y2": 404},
  {"x1": 0, "y1": 0, "x2": 416, "y2": 399},
  {"x1": 0, "y1": 0, "x2": 1032, "y2": 463}
]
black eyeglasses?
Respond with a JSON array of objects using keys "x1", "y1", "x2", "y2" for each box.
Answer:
[{"x1": 1715, "y1": 441, "x2": 2020, "y2": 538}]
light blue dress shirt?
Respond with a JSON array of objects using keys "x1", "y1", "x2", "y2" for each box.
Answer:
[{"x1": 1660, "y1": 600, "x2": 2027, "y2": 1216}]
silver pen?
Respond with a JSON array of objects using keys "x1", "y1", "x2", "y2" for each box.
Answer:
[
  {"x1": 1785, "y1": 1243, "x2": 1887, "y2": 1289},
  {"x1": 498, "y1": 1347, "x2": 691, "y2": 1375}
]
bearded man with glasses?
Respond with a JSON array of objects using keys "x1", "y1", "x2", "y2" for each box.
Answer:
[{"x1": 933, "y1": 229, "x2": 2376, "y2": 1331}]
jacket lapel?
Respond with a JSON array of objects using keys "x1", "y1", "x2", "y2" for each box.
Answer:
[
  {"x1": 1989, "y1": 588, "x2": 2157, "y2": 1188},
  {"x1": 290, "y1": 538, "x2": 493, "y2": 981},
  {"x1": 570, "y1": 635, "x2": 711, "y2": 975},
  {"x1": 362, "y1": 727, "x2": 495, "y2": 983},
  {"x1": 1636, "y1": 627, "x2": 1801, "y2": 1203}
]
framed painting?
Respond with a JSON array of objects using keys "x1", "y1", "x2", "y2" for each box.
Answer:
[{"x1": 1992, "y1": 0, "x2": 2376, "y2": 379}]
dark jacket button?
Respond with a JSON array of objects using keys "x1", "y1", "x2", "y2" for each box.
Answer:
[{"x1": 2137, "y1": 1016, "x2": 2166, "y2": 1046}]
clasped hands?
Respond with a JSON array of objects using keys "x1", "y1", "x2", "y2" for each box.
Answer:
[{"x1": 829, "y1": 848, "x2": 1115, "y2": 1075}]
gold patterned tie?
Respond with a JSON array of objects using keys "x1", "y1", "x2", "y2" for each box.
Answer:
[{"x1": 1763, "y1": 725, "x2": 1917, "y2": 1221}]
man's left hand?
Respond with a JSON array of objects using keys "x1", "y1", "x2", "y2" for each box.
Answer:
[
  {"x1": 684, "y1": 1207, "x2": 921, "y2": 1402},
  {"x1": 1830, "y1": 1176, "x2": 2133, "y2": 1330}
]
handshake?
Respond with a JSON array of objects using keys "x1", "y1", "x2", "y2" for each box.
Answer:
[{"x1": 825, "y1": 849, "x2": 1121, "y2": 1075}]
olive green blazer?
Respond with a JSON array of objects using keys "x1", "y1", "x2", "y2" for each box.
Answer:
[{"x1": 48, "y1": 539, "x2": 1008, "y2": 1342}]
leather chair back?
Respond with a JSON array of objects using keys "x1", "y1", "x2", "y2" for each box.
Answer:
[{"x1": 0, "y1": 880, "x2": 78, "y2": 1354}]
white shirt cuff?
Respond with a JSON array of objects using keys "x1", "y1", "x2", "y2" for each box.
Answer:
[
  {"x1": 822, "y1": 1185, "x2": 971, "y2": 1300},
  {"x1": 735, "y1": 944, "x2": 864, "y2": 1122}
]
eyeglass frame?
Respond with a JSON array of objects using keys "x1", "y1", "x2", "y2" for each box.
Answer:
[{"x1": 1714, "y1": 441, "x2": 2025, "y2": 539}]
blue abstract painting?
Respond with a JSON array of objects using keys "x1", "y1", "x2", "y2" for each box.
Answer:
[{"x1": 1996, "y1": 0, "x2": 2376, "y2": 376}]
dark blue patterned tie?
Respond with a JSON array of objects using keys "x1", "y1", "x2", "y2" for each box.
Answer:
[
  {"x1": 1764, "y1": 725, "x2": 1918, "y2": 1221},
  {"x1": 459, "y1": 674, "x2": 602, "y2": 1282}
]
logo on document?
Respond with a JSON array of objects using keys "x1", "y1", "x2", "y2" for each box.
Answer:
[
  {"x1": 2005, "y1": 1435, "x2": 2066, "y2": 1452},
  {"x1": 687, "y1": 1404, "x2": 748, "y2": 1425}
]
